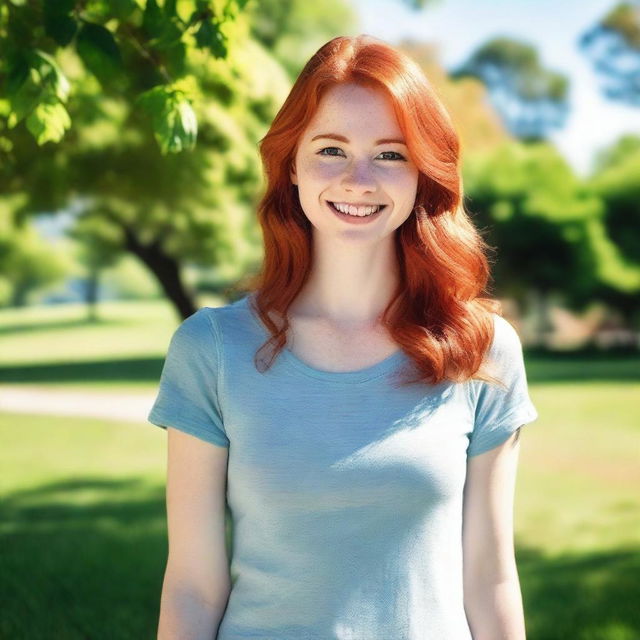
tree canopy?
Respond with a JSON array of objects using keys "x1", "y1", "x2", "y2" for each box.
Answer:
[
  {"x1": 580, "y1": 1, "x2": 640, "y2": 106},
  {"x1": 451, "y1": 36, "x2": 570, "y2": 142}
]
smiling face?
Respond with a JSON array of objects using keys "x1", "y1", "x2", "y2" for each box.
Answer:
[{"x1": 290, "y1": 82, "x2": 419, "y2": 242}]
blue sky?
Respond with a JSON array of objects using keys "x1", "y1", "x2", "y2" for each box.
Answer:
[{"x1": 349, "y1": 0, "x2": 639, "y2": 177}]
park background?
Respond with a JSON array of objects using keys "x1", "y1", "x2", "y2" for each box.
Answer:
[{"x1": 0, "y1": 0, "x2": 639, "y2": 638}]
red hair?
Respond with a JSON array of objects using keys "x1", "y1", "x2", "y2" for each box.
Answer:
[{"x1": 237, "y1": 34, "x2": 503, "y2": 387}]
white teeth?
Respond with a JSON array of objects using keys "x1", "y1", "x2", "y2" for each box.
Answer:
[{"x1": 331, "y1": 202, "x2": 381, "y2": 217}]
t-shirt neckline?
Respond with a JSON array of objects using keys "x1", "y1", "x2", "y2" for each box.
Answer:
[{"x1": 239, "y1": 293, "x2": 407, "y2": 384}]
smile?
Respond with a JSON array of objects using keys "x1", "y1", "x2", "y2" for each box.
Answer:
[{"x1": 327, "y1": 201, "x2": 387, "y2": 217}]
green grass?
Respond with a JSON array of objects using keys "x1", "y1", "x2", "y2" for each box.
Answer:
[
  {"x1": 0, "y1": 412, "x2": 168, "y2": 639},
  {"x1": 515, "y1": 382, "x2": 640, "y2": 640},
  {"x1": 0, "y1": 297, "x2": 224, "y2": 390},
  {"x1": 1, "y1": 300, "x2": 639, "y2": 639}
]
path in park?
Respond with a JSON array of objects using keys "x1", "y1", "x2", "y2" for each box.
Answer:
[{"x1": 0, "y1": 385, "x2": 155, "y2": 423}]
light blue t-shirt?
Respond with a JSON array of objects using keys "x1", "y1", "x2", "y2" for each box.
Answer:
[{"x1": 148, "y1": 293, "x2": 538, "y2": 640}]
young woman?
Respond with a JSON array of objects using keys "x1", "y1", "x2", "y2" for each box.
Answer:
[{"x1": 149, "y1": 34, "x2": 539, "y2": 640}]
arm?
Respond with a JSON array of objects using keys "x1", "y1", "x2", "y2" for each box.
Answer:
[
  {"x1": 462, "y1": 428, "x2": 527, "y2": 640},
  {"x1": 158, "y1": 427, "x2": 231, "y2": 640}
]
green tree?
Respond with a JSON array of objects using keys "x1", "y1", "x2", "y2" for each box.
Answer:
[
  {"x1": 0, "y1": 0, "x2": 254, "y2": 150},
  {"x1": 397, "y1": 39, "x2": 512, "y2": 154},
  {"x1": 451, "y1": 37, "x2": 570, "y2": 142},
  {"x1": 247, "y1": 0, "x2": 358, "y2": 78},
  {"x1": 0, "y1": 1, "x2": 292, "y2": 319},
  {"x1": 463, "y1": 141, "x2": 640, "y2": 344},
  {"x1": 584, "y1": 134, "x2": 640, "y2": 328},
  {"x1": 579, "y1": 1, "x2": 640, "y2": 106},
  {"x1": 0, "y1": 217, "x2": 74, "y2": 307}
]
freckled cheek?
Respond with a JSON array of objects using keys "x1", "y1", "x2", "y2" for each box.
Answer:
[
  {"x1": 379, "y1": 170, "x2": 419, "y2": 197},
  {"x1": 396, "y1": 167, "x2": 419, "y2": 189},
  {"x1": 402, "y1": 173, "x2": 419, "y2": 194},
  {"x1": 302, "y1": 159, "x2": 343, "y2": 181}
]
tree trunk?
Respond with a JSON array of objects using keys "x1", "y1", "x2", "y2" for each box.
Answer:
[
  {"x1": 122, "y1": 226, "x2": 196, "y2": 320},
  {"x1": 85, "y1": 264, "x2": 99, "y2": 322},
  {"x1": 11, "y1": 281, "x2": 28, "y2": 307}
]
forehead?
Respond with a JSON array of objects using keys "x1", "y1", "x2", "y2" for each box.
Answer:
[{"x1": 303, "y1": 83, "x2": 403, "y2": 140}]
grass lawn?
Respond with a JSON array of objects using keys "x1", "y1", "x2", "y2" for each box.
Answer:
[
  {"x1": 0, "y1": 412, "x2": 166, "y2": 639},
  {"x1": 0, "y1": 297, "x2": 224, "y2": 391},
  {"x1": 1, "y1": 300, "x2": 639, "y2": 639}
]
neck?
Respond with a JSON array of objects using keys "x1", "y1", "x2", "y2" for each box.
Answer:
[{"x1": 290, "y1": 234, "x2": 400, "y2": 327}]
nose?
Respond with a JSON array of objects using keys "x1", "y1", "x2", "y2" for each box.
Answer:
[{"x1": 340, "y1": 158, "x2": 377, "y2": 193}]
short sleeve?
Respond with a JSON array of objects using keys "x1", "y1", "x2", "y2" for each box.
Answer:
[
  {"x1": 147, "y1": 307, "x2": 230, "y2": 448},
  {"x1": 467, "y1": 314, "x2": 538, "y2": 457}
]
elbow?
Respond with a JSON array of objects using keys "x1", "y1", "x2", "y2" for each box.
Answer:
[
  {"x1": 158, "y1": 579, "x2": 231, "y2": 640},
  {"x1": 464, "y1": 574, "x2": 527, "y2": 640}
]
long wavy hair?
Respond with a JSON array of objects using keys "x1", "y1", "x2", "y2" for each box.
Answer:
[{"x1": 236, "y1": 34, "x2": 505, "y2": 389}]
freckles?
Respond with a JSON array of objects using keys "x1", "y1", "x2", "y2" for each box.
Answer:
[
  {"x1": 305, "y1": 158, "x2": 343, "y2": 180},
  {"x1": 376, "y1": 167, "x2": 417, "y2": 187}
]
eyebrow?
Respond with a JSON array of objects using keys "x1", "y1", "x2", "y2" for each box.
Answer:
[{"x1": 310, "y1": 133, "x2": 407, "y2": 146}]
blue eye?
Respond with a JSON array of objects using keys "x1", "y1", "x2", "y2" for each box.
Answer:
[
  {"x1": 378, "y1": 151, "x2": 406, "y2": 161},
  {"x1": 317, "y1": 147, "x2": 406, "y2": 161},
  {"x1": 318, "y1": 147, "x2": 344, "y2": 157}
]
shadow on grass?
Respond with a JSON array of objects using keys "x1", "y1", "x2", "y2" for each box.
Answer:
[
  {"x1": 1, "y1": 476, "x2": 638, "y2": 639},
  {"x1": 518, "y1": 544, "x2": 640, "y2": 640},
  {"x1": 0, "y1": 476, "x2": 231, "y2": 640},
  {"x1": 2, "y1": 351, "x2": 640, "y2": 385},
  {"x1": 524, "y1": 350, "x2": 640, "y2": 383},
  {"x1": 0, "y1": 318, "x2": 134, "y2": 336},
  {"x1": 0, "y1": 358, "x2": 163, "y2": 384}
]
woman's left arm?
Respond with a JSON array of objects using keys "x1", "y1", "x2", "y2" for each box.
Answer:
[{"x1": 462, "y1": 428, "x2": 527, "y2": 640}]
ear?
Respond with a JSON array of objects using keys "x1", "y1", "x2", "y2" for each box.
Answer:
[{"x1": 290, "y1": 161, "x2": 298, "y2": 186}]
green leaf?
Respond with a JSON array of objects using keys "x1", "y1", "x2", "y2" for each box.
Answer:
[
  {"x1": 110, "y1": 0, "x2": 140, "y2": 21},
  {"x1": 173, "y1": 98, "x2": 198, "y2": 145},
  {"x1": 32, "y1": 50, "x2": 71, "y2": 102},
  {"x1": 43, "y1": 12, "x2": 78, "y2": 47},
  {"x1": 25, "y1": 98, "x2": 71, "y2": 145},
  {"x1": 6, "y1": 51, "x2": 31, "y2": 96},
  {"x1": 194, "y1": 18, "x2": 227, "y2": 58},
  {"x1": 76, "y1": 21, "x2": 124, "y2": 84},
  {"x1": 164, "y1": 39, "x2": 187, "y2": 77},
  {"x1": 142, "y1": 0, "x2": 164, "y2": 38},
  {"x1": 136, "y1": 85, "x2": 198, "y2": 153},
  {"x1": 158, "y1": 96, "x2": 198, "y2": 153},
  {"x1": 7, "y1": 67, "x2": 42, "y2": 127},
  {"x1": 135, "y1": 84, "x2": 167, "y2": 114},
  {"x1": 151, "y1": 15, "x2": 183, "y2": 48},
  {"x1": 194, "y1": 17, "x2": 215, "y2": 48},
  {"x1": 43, "y1": 0, "x2": 77, "y2": 47},
  {"x1": 6, "y1": 50, "x2": 70, "y2": 126}
]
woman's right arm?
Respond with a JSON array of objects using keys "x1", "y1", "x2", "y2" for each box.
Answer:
[{"x1": 157, "y1": 427, "x2": 231, "y2": 640}]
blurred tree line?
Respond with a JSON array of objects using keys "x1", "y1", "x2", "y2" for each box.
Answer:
[{"x1": 0, "y1": 0, "x2": 638, "y2": 346}]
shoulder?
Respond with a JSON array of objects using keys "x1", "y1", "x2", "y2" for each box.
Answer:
[
  {"x1": 466, "y1": 313, "x2": 526, "y2": 399},
  {"x1": 164, "y1": 308, "x2": 225, "y2": 365},
  {"x1": 176, "y1": 296, "x2": 250, "y2": 336},
  {"x1": 486, "y1": 312, "x2": 524, "y2": 363},
  {"x1": 176, "y1": 296, "x2": 259, "y2": 348},
  {"x1": 173, "y1": 307, "x2": 219, "y2": 342}
]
